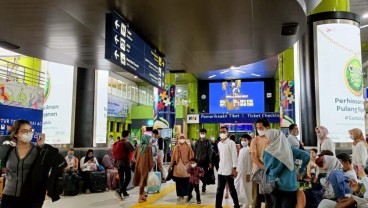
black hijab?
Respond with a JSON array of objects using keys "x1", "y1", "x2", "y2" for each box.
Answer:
[{"x1": 84, "y1": 149, "x2": 94, "y2": 164}]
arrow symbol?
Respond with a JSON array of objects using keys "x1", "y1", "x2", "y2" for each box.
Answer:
[
  {"x1": 115, "y1": 20, "x2": 120, "y2": 29},
  {"x1": 114, "y1": 35, "x2": 119, "y2": 44},
  {"x1": 114, "y1": 50, "x2": 119, "y2": 59}
]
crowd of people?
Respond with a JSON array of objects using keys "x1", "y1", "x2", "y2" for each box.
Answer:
[{"x1": 2, "y1": 118, "x2": 368, "y2": 208}]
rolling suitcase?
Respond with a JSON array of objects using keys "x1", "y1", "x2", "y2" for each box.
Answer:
[
  {"x1": 89, "y1": 172, "x2": 107, "y2": 192},
  {"x1": 146, "y1": 163, "x2": 161, "y2": 193}
]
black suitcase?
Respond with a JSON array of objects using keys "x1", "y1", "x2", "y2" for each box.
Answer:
[
  {"x1": 89, "y1": 172, "x2": 107, "y2": 192},
  {"x1": 64, "y1": 173, "x2": 80, "y2": 196}
]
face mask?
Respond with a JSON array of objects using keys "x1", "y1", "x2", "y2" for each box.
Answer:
[
  {"x1": 257, "y1": 130, "x2": 266, "y2": 136},
  {"x1": 186, "y1": 140, "x2": 191, "y2": 145},
  {"x1": 294, "y1": 131, "x2": 299, "y2": 136},
  {"x1": 350, "y1": 135, "x2": 354, "y2": 140},
  {"x1": 316, "y1": 132, "x2": 322, "y2": 138},
  {"x1": 210, "y1": 137, "x2": 215, "y2": 142},
  {"x1": 191, "y1": 163, "x2": 197, "y2": 168},
  {"x1": 200, "y1": 134, "x2": 205, "y2": 138},
  {"x1": 20, "y1": 133, "x2": 33, "y2": 143},
  {"x1": 220, "y1": 133, "x2": 227, "y2": 139},
  {"x1": 241, "y1": 141, "x2": 248, "y2": 147},
  {"x1": 68, "y1": 154, "x2": 73, "y2": 158},
  {"x1": 179, "y1": 139, "x2": 185, "y2": 144}
]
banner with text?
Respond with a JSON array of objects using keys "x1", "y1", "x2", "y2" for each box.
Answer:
[
  {"x1": 199, "y1": 113, "x2": 280, "y2": 123},
  {"x1": 108, "y1": 94, "x2": 128, "y2": 118},
  {"x1": 316, "y1": 23, "x2": 364, "y2": 142},
  {"x1": 280, "y1": 81, "x2": 295, "y2": 127},
  {"x1": 153, "y1": 84, "x2": 176, "y2": 129}
]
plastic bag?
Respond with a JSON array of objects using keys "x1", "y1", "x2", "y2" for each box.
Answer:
[{"x1": 147, "y1": 172, "x2": 160, "y2": 187}]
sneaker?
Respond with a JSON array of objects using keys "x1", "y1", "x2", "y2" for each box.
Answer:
[
  {"x1": 115, "y1": 190, "x2": 123, "y2": 200},
  {"x1": 178, "y1": 196, "x2": 184, "y2": 201},
  {"x1": 202, "y1": 190, "x2": 206, "y2": 195},
  {"x1": 197, "y1": 200, "x2": 201, "y2": 204},
  {"x1": 186, "y1": 196, "x2": 192, "y2": 203},
  {"x1": 122, "y1": 192, "x2": 130, "y2": 197},
  {"x1": 86, "y1": 189, "x2": 91, "y2": 194}
]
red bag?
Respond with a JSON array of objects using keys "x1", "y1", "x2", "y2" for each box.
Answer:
[{"x1": 112, "y1": 141, "x2": 126, "y2": 160}]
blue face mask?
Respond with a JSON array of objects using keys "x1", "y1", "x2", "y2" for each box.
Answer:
[{"x1": 68, "y1": 154, "x2": 73, "y2": 158}]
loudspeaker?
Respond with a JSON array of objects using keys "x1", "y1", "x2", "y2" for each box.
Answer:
[{"x1": 281, "y1": 23, "x2": 299, "y2": 36}]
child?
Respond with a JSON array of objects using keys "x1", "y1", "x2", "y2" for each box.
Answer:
[
  {"x1": 186, "y1": 158, "x2": 204, "y2": 204},
  {"x1": 336, "y1": 153, "x2": 358, "y2": 181},
  {"x1": 235, "y1": 134, "x2": 253, "y2": 208}
]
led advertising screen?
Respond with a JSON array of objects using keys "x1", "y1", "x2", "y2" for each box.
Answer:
[
  {"x1": 209, "y1": 80, "x2": 265, "y2": 113},
  {"x1": 315, "y1": 23, "x2": 364, "y2": 142}
]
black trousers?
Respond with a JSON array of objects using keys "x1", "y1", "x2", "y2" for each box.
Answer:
[
  {"x1": 198, "y1": 162, "x2": 209, "y2": 191},
  {"x1": 1, "y1": 194, "x2": 43, "y2": 208},
  {"x1": 118, "y1": 165, "x2": 131, "y2": 194},
  {"x1": 175, "y1": 177, "x2": 189, "y2": 197},
  {"x1": 81, "y1": 171, "x2": 92, "y2": 192},
  {"x1": 271, "y1": 190, "x2": 297, "y2": 208},
  {"x1": 187, "y1": 183, "x2": 201, "y2": 201},
  {"x1": 215, "y1": 174, "x2": 240, "y2": 208}
]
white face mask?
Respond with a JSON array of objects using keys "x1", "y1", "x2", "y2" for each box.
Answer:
[
  {"x1": 186, "y1": 140, "x2": 191, "y2": 145},
  {"x1": 220, "y1": 133, "x2": 227, "y2": 139},
  {"x1": 350, "y1": 135, "x2": 354, "y2": 140},
  {"x1": 200, "y1": 134, "x2": 205, "y2": 138},
  {"x1": 257, "y1": 129, "x2": 266, "y2": 136},
  {"x1": 20, "y1": 133, "x2": 33, "y2": 143},
  {"x1": 210, "y1": 137, "x2": 215, "y2": 142},
  {"x1": 191, "y1": 163, "x2": 197, "y2": 168},
  {"x1": 241, "y1": 141, "x2": 248, "y2": 147},
  {"x1": 179, "y1": 139, "x2": 185, "y2": 144}
]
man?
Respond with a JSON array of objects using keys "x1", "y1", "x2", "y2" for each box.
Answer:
[
  {"x1": 287, "y1": 124, "x2": 305, "y2": 150},
  {"x1": 215, "y1": 126, "x2": 240, "y2": 208},
  {"x1": 117, "y1": 136, "x2": 121, "y2": 141},
  {"x1": 152, "y1": 129, "x2": 166, "y2": 183},
  {"x1": 116, "y1": 130, "x2": 135, "y2": 199},
  {"x1": 250, "y1": 118, "x2": 272, "y2": 208},
  {"x1": 194, "y1": 128, "x2": 213, "y2": 194},
  {"x1": 336, "y1": 153, "x2": 358, "y2": 181}
]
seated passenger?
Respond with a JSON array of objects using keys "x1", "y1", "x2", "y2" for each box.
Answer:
[
  {"x1": 306, "y1": 148, "x2": 318, "y2": 180},
  {"x1": 336, "y1": 153, "x2": 358, "y2": 181},
  {"x1": 65, "y1": 148, "x2": 79, "y2": 175},
  {"x1": 102, "y1": 149, "x2": 119, "y2": 190},
  {"x1": 316, "y1": 155, "x2": 352, "y2": 208},
  {"x1": 80, "y1": 149, "x2": 99, "y2": 193}
]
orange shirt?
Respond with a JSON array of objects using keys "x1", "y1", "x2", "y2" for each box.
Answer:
[{"x1": 250, "y1": 136, "x2": 269, "y2": 160}]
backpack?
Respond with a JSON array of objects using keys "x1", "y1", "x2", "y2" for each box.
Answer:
[{"x1": 112, "y1": 141, "x2": 126, "y2": 160}]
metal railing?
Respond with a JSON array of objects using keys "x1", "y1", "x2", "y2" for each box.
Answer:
[{"x1": 0, "y1": 58, "x2": 45, "y2": 88}]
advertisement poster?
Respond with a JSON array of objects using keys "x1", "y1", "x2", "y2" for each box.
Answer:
[
  {"x1": 42, "y1": 62, "x2": 74, "y2": 144},
  {"x1": 209, "y1": 80, "x2": 265, "y2": 113},
  {"x1": 280, "y1": 81, "x2": 295, "y2": 127},
  {"x1": 108, "y1": 95, "x2": 128, "y2": 118},
  {"x1": 0, "y1": 105, "x2": 43, "y2": 143},
  {"x1": 316, "y1": 23, "x2": 364, "y2": 142},
  {"x1": 153, "y1": 84, "x2": 176, "y2": 129},
  {"x1": 94, "y1": 70, "x2": 108, "y2": 144},
  {"x1": 0, "y1": 79, "x2": 44, "y2": 110}
]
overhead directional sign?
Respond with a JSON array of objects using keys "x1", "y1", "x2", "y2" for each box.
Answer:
[{"x1": 105, "y1": 12, "x2": 165, "y2": 89}]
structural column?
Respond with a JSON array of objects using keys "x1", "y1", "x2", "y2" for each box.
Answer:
[{"x1": 74, "y1": 67, "x2": 95, "y2": 147}]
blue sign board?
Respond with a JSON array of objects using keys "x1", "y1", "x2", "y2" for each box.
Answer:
[
  {"x1": 199, "y1": 112, "x2": 280, "y2": 123},
  {"x1": 0, "y1": 105, "x2": 43, "y2": 142},
  {"x1": 105, "y1": 12, "x2": 165, "y2": 89}
]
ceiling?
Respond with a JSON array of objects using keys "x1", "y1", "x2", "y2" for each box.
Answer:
[
  {"x1": 0, "y1": 0, "x2": 314, "y2": 81},
  {"x1": 350, "y1": 0, "x2": 368, "y2": 67}
]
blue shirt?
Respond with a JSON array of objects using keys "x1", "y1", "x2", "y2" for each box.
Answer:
[
  {"x1": 328, "y1": 170, "x2": 351, "y2": 200},
  {"x1": 263, "y1": 147, "x2": 310, "y2": 192}
]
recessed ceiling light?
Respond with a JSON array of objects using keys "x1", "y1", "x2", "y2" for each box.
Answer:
[
  {"x1": 220, "y1": 70, "x2": 229, "y2": 74},
  {"x1": 208, "y1": 75, "x2": 216, "y2": 78},
  {"x1": 363, "y1": 13, "x2": 368, "y2": 19},
  {"x1": 133, "y1": 76, "x2": 137, "y2": 78},
  {"x1": 361, "y1": 24, "x2": 368, "y2": 29},
  {"x1": 230, "y1": 66, "x2": 239, "y2": 69},
  {"x1": 251, "y1": 73, "x2": 261, "y2": 77}
]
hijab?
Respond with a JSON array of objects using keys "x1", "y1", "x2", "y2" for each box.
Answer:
[
  {"x1": 84, "y1": 149, "x2": 94, "y2": 164},
  {"x1": 177, "y1": 134, "x2": 191, "y2": 163},
  {"x1": 140, "y1": 135, "x2": 151, "y2": 154},
  {"x1": 349, "y1": 128, "x2": 368, "y2": 147},
  {"x1": 102, "y1": 149, "x2": 114, "y2": 169},
  {"x1": 316, "y1": 126, "x2": 329, "y2": 142},
  {"x1": 265, "y1": 129, "x2": 294, "y2": 171},
  {"x1": 324, "y1": 155, "x2": 342, "y2": 178}
]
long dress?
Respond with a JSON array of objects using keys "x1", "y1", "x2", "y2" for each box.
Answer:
[
  {"x1": 235, "y1": 146, "x2": 253, "y2": 207},
  {"x1": 133, "y1": 145, "x2": 154, "y2": 188}
]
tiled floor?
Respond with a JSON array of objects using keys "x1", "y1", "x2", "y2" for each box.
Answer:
[{"x1": 43, "y1": 180, "x2": 238, "y2": 208}]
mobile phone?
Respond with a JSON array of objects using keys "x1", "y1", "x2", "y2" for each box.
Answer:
[{"x1": 37, "y1": 134, "x2": 42, "y2": 140}]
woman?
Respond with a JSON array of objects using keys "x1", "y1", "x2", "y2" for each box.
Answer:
[
  {"x1": 102, "y1": 149, "x2": 119, "y2": 190},
  {"x1": 263, "y1": 129, "x2": 310, "y2": 208},
  {"x1": 316, "y1": 155, "x2": 352, "y2": 208},
  {"x1": 168, "y1": 134, "x2": 194, "y2": 201},
  {"x1": 80, "y1": 149, "x2": 99, "y2": 193},
  {"x1": 315, "y1": 126, "x2": 335, "y2": 156},
  {"x1": 235, "y1": 134, "x2": 253, "y2": 208},
  {"x1": 306, "y1": 148, "x2": 318, "y2": 180},
  {"x1": 349, "y1": 128, "x2": 368, "y2": 168},
  {"x1": 0, "y1": 119, "x2": 66, "y2": 208},
  {"x1": 133, "y1": 135, "x2": 154, "y2": 203}
]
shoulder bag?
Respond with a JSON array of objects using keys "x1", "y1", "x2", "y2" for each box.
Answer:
[{"x1": 173, "y1": 147, "x2": 189, "y2": 178}]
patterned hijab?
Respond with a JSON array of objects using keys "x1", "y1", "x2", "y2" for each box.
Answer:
[{"x1": 140, "y1": 135, "x2": 151, "y2": 154}]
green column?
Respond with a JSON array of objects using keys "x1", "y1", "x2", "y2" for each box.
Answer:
[{"x1": 310, "y1": 0, "x2": 349, "y2": 14}]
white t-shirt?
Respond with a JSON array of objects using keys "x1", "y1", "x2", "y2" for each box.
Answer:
[{"x1": 218, "y1": 138, "x2": 237, "y2": 176}]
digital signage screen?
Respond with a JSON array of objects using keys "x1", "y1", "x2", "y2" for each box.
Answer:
[{"x1": 209, "y1": 80, "x2": 265, "y2": 113}]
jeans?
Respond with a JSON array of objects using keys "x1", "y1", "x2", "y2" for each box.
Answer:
[
  {"x1": 118, "y1": 165, "x2": 131, "y2": 194},
  {"x1": 215, "y1": 174, "x2": 240, "y2": 208},
  {"x1": 271, "y1": 190, "x2": 297, "y2": 208},
  {"x1": 187, "y1": 183, "x2": 201, "y2": 201}
]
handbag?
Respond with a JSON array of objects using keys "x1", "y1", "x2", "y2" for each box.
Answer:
[
  {"x1": 252, "y1": 168, "x2": 263, "y2": 184},
  {"x1": 173, "y1": 148, "x2": 189, "y2": 178},
  {"x1": 252, "y1": 168, "x2": 277, "y2": 194}
]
